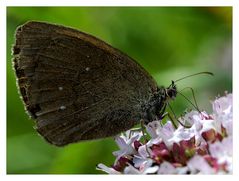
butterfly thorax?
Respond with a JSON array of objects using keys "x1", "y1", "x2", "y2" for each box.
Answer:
[{"x1": 142, "y1": 81, "x2": 177, "y2": 124}]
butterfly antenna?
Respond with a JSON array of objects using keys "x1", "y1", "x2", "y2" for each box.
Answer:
[
  {"x1": 168, "y1": 71, "x2": 213, "y2": 88},
  {"x1": 174, "y1": 71, "x2": 214, "y2": 83}
]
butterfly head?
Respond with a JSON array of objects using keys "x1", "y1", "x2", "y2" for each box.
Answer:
[{"x1": 165, "y1": 81, "x2": 177, "y2": 100}]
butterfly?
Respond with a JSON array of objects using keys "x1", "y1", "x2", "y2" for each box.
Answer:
[{"x1": 13, "y1": 21, "x2": 211, "y2": 146}]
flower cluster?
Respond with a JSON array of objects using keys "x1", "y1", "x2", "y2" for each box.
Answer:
[{"x1": 97, "y1": 93, "x2": 232, "y2": 174}]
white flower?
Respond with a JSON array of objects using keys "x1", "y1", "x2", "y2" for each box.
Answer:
[
  {"x1": 96, "y1": 163, "x2": 120, "y2": 174},
  {"x1": 132, "y1": 144, "x2": 153, "y2": 169},
  {"x1": 157, "y1": 161, "x2": 177, "y2": 174},
  {"x1": 97, "y1": 93, "x2": 233, "y2": 174},
  {"x1": 187, "y1": 155, "x2": 216, "y2": 174},
  {"x1": 212, "y1": 93, "x2": 233, "y2": 136},
  {"x1": 209, "y1": 136, "x2": 232, "y2": 173},
  {"x1": 146, "y1": 121, "x2": 161, "y2": 138},
  {"x1": 124, "y1": 162, "x2": 159, "y2": 174},
  {"x1": 212, "y1": 93, "x2": 232, "y2": 116},
  {"x1": 113, "y1": 130, "x2": 142, "y2": 161}
]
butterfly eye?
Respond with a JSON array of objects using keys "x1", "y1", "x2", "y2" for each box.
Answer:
[{"x1": 167, "y1": 88, "x2": 177, "y2": 99}]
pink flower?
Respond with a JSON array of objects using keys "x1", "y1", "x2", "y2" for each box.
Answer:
[
  {"x1": 97, "y1": 93, "x2": 232, "y2": 174},
  {"x1": 112, "y1": 130, "x2": 142, "y2": 161},
  {"x1": 187, "y1": 155, "x2": 216, "y2": 174}
]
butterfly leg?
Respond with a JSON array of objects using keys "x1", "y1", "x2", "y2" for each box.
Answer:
[
  {"x1": 128, "y1": 127, "x2": 143, "y2": 138},
  {"x1": 139, "y1": 119, "x2": 151, "y2": 156},
  {"x1": 127, "y1": 120, "x2": 151, "y2": 156},
  {"x1": 165, "y1": 103, "x2": 191, "y2": 128},
  {"x1": 159, "y1": 111, "x2": 178, "y2": 129}
]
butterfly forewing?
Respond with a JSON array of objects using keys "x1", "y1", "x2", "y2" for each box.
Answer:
[{"x1": 13, "y1": 21, "x2": 158, "y2": 146}]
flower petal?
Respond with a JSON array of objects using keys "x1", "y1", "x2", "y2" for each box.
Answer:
[{"x1": 96, "y1": 163, "x2": 120, "y2": 174}]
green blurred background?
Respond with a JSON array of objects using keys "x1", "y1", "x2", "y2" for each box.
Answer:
[{"x1": 7, "y1": 7, "x2": 232, "y2": 174}]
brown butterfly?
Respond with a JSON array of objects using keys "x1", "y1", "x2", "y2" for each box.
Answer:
[{"x1": 13, "y1": 21, "x2": 206, "y2": 146}]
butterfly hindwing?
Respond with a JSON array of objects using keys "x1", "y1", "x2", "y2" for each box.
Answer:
[{"x1": 13, "y1": 21, "x2": 158, "y2": 146}]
